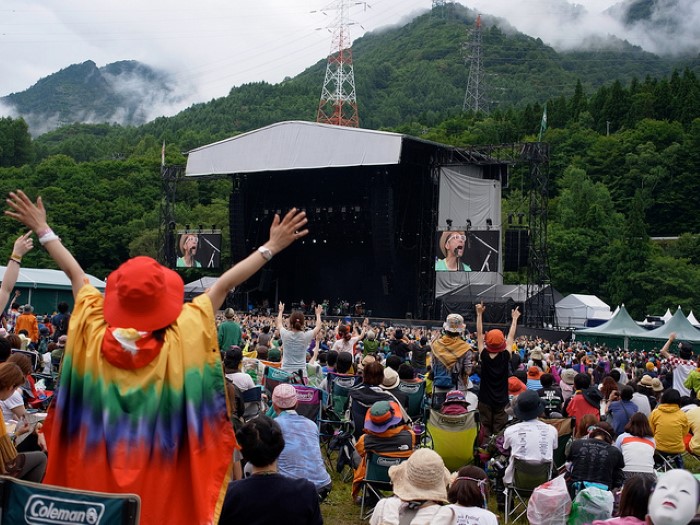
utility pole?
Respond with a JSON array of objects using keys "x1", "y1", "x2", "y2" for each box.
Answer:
[
  {"x1": 463, "y1": 15, "x2": 488, "y2": 113},
  {"x1": 316, "y1": 0, "x2": 364, "y2": 128}
]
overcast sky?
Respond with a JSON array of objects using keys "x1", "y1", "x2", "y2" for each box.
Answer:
[{"x1": 1, "y1": 0, "x2": 697, "y2": 115}]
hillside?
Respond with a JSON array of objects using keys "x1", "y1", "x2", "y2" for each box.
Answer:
[{"x1": 1, "y1": 60, "x2": 188, "y2": 135}]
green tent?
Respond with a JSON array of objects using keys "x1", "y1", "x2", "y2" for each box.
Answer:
[
  {"x1": 635, "y1": 307, "x2": 700, "y2": 345},
  {"x1": 575, "y1": 305, "x2": 651, "y2": 350},
  {"x1": 0, "y1": 266, "x2": 106, "y2": 315}
]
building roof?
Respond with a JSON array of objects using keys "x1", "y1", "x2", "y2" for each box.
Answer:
[
  {"x1": 185, "y1": 120, "x2": 465, "y2": 177},
  {"x1": 0, "y1": 266, "x2": 106, "y2": 291}
]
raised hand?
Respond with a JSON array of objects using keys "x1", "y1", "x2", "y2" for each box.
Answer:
[
  {"x1": 266, "y1": 208, "x2": 308, "y2": 255},
  {"x1": 5, "y1": 191, "x2": 49, "y2": 232},
  {"x1": 476, "y1": 302, "x2": 486, "y2": 316},
  {"x1": 12, "y1": 231, "x2": 34, "y2": 258}
]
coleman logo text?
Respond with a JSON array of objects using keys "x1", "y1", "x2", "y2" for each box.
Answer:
[{"x1": 24, "y1": 495, "x2": 105, "y2": 525}]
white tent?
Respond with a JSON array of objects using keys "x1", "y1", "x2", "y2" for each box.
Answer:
[
  {"x1": 556, "y1": 294, "x2": 612, "y2": 328},
  {"x1": 184, "y1": 277, "x2": 219, "y2": 295},
  {"x1": 688, "y1": 310, "x2": 700, "y2": 327},
  {"x1": 662, "y1": 308, "x2": 674, "y2": 322}
]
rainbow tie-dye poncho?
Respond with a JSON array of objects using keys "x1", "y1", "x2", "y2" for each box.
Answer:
[{"x1": 42, "y1": 285, "x2": 236, "y2": 525}]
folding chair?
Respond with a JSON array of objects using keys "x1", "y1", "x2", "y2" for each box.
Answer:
[
  {"x1": 262, "y1": 365, "x2": 302, "y2": 397},
  {"x1": 10, "y1": 349, "x2": 39, "y2": 372},
  {"x1": 425, "y1": 409, "x2": 479, "y2": 472},
  {"x1": 396, "y1": 380, "x2": 426, "y2": 422},
  {"x1": 0, "y1": 475, "x2": 141, "y2": 524},
  {"x1": 541, "y1": 417, "x2": 575, "y2": 471},
  {"x1": 654, "y1": 450, "x2": 685, "y2": 472},
  {"x1": 292, "y1": 384, "x2": 327, "y2": 428},
  {"x1": 325, "y1": 372, "x2": 362, "y2": 417},
  {"x1": 503, "y1": 458, "x2": 552, "y2": 524},
  {"x1": 241, "y1": 385, "x2": 263, "y2": 421},
  {"x1": 360, "y1": 452, "x2": 409, "y2": 520}
]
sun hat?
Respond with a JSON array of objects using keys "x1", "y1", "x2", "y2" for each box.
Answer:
[
  {"x1": 381, "y1": 367, "x2": 401, "y2": 390},
  {"x1": 57, "y1": 335, "x2": 68, "y2": 347},
  {"x1": 364, "y1": 400, "x2": 403, "y2": 433},
  {"x1": 357, "y1": 354, "x2": 376, "y2": 372},
  {"x1": 485, "y1": 329, "x2": 506, "y2": 352},
  {"x1": 272, "y1": 383, "x2": 298, "y2": 409},
  {"x1": 443, "y1": 313, "x2": 466, "y2": 334},
  {"x1": 104, "y1": 256, "x2": 184, "y2": 332},
  {"x1": 224, "y1": 308, "x2": 235, "y2": 319},
  {"x1": 443, "y1": 390, "x2": 470, "y2": 407},
  {"x1": 514, "y1": 389, "x2": 545, "y2": 421},
  {"x1": 508, "y1": 376, "x2": 527, "y2": 396},
  {"x1": 560, "y1": 368, "x2": 577, "y2": 385},
  {"x1": 530, "y1": 347, "x2": 544, "y2": 360},
  {"x1": 639, "y1": 374, "x2": 654, "y2": 388},
  {"x1": 527, "y1": 366, "x2": 543, "y2": 380},
  {"x1": 366, "y1": 330, "x2": 376, "y2": 340},
  {"x1": 645, "y1": 361, "x2": 655, "y2": 371},
  {"x1": 651, "y1": 377, "x2": 664, "y2": 392},
  {"x1": 389, "y1": 448, "x2": 450, "y2": 503}
]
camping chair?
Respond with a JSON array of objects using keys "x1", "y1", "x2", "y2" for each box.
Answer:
[
  {"x1": 261, "y1": 365, "x2": 302, "y2": 397},
  {"x1": 397, "y1": 380, "x2": 426, "y2": 422},
  {"x1": 325, "y1": 372, "x2": 362, "y2": 417},
  {"x1": 324, "y1": 419, "x2": 357, "y2": 482},
  {"x1": 541, "y1": 416, "x2": 575, "y2": 471},
  {"x1": 654, "y1": 450, "x2": 685, "y2": 472},
  {"x1": 359, "y1": 452, "x2": 409, "y2": 520},
  {"x1": 241, "y1": 385, "x2": 263, "y2": 421},
  {"x1": 10, "y1": 349, "x2": 39, "y2": 372},
  {"x1": 503, "y1": 458, "x2": 552, "y2": 524},
  {"x1": 21, "y1": 374, "x2": 53, "y2": 411},
  {"x1": 292, "y1": 384, "x2": 327, "y2": 428},
  {"x1": 0, "y1": 475, "x2": 141, "y2": 525},
  {"x1": 425, "y1": 409, "x2": 479, "y2": 472}
]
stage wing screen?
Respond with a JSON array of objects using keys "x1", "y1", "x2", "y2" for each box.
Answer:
[{"x1": 176, "y1": 232, "x2": 222, "y2": 269}]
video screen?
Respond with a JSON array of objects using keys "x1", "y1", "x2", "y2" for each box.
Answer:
[
  {"x1": 435, "y1": 230, "x2": 500, "y2": 273},
  {"x1": 176, "y1": 232, "x2": 222, "y2": 269}
]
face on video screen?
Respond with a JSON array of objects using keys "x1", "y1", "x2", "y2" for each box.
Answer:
[{"x1": 435, "y1": 230, "x2": 499, "y2": 273}]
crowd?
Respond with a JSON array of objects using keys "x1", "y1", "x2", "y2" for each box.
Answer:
[{"x1": 1, "y1": 189, "x2": 699, "y2": 525}]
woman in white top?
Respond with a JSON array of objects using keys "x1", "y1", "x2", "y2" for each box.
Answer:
[
  {"x1": 433, "y1": 465, "x2": 498, "y2": 525},
  {"x1": 614, "y1": 412, "x2": 656, "y2": 481},
  {"x1": 277, "y1": 302, "x2": 322, "y2": 378}
]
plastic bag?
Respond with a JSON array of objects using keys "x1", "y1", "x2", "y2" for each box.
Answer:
[
  {"x1": 567, "y1": 487, "x2": 614, "y2": 525},
  {"x1": 527, "y1": 474, "x2": 572, "y2": 525}
]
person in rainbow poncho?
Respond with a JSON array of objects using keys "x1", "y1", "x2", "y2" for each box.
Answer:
[{"x1": 5, "y1": 190, "x2": 308, "y2": 525}]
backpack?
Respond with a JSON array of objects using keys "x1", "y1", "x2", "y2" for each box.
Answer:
[
  {"x1": 37, "y1": 336, "x2": 50, "y2": 355},
  {"x1": 52, "y1": 313, "x2": 70, "y2": 342},
  {"x1": 432, "y1": 356, "x2": 462, "y2": 389}
]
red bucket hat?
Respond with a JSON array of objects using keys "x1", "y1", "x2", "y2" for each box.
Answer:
[
  {"x1": 485, "y1": 329, "x2": 507, "y2": 352},
  {"x1": 104, "y1": 256, "x2": 184, "y2": 331}
]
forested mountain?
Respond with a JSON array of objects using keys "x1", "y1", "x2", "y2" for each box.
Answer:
[
  {"x1": 1, "y1": 60, "x2": 187, "y2": 136},
  {"x1": 0, "y1": 4, "x2": 698, "y2": 318}
]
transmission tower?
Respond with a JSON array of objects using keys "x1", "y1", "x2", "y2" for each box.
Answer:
[
  {"x1": 316, "y1": 0, "x2": 363, "y2": 128},
  {"x1": 463, "y1": 15, "x2": 488, "y2": 113}
]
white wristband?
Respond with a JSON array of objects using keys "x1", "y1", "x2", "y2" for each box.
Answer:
[{"x1": 39, "y1": 232, "x2": 60, "y2": 246}]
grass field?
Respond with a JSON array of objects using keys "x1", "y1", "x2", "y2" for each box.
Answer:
[{"x1": 320, "y1": 451, "x2": 700, "y2": 525}]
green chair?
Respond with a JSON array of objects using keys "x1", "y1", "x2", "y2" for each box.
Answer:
[
  {"x1": 425, "y1": 409, "x2": 479, "y2": 472},
  {"x1": 503, "y1": 458, "x2": 552, "y2": 524}
]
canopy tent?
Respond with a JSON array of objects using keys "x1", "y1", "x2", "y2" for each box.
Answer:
[
  {"x1": 555, "y1": 294, "x2": 612, "y2": 328},
  {"x1": 575, "y1": 305, "x2": 649, "y2": 350},
  {"x1": 0, "y1": 266, "x2": 106, "y2": 314},
  {"x1": 688, "y1": 311, "x2": 700, "y2": 327},
  {"x1": 635, "y1": 307, "x2": 700, "y2": 344},
  {"x1": 184, "y1": 277, "x2": 219, "y2": 295},
  {"x1": 661, "y1": 308, "x2": 674, "y2": 322}
]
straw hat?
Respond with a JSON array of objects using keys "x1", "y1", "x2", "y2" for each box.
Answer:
[
  {"x1": 530, "y1": 347, "x2": 544, "y2": 360},
  {"x1": 381, "y1": 367, "x2": 401, "y2": 390},
  {"x1": 560, "y1": 368, "x2": 577, "y2": 385},
  {"x1": 389, "y1": 448, "x2": 450, "y2": 503},
  {"x1": 443, "y1": 314, "x2": 466, "y2": 334},
  {"x1": 639, "y1": 374, "x2": 654, "y2": 388},
  {"x1": 651, "y1": 378, "x2": 664, "y2": 392}
]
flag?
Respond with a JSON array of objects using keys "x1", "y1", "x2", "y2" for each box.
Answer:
[
  {"x1": 161, "y1": 140, "x2": 166, "y2": 167},
  {"x1": 538, "y1": 104, "x2": 547, "y2": 142}
]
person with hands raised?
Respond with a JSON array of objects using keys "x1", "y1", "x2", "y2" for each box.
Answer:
[
  {"x1": 0, "y1": 232, "x2": 34, "y2": 314},
  {"x1": 5, "y1": 190, "x2": 308, "y2": 525},
  {"x1": 277, "y1": 302, "x2": 323, "y2": 380},
  {"x1": 476, "y1": 302, "x2": 520, "y2": 440}
]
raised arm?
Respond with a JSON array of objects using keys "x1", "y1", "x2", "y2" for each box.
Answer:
[
  {"x1": 505, "y1": 307, "x2": 520, "y2": 354},
  {"x1": 206, "y1": 208, "x2": 307, "y2": 310},
  {"x1": 476, "y1": 302, "x2": 486, "y2": 352},
  {"x1": 276, "y1": 302, "x2": 286, "y2": 332},
  {"x1": 0, "y1": 232, "x2": 34, "y2": 311},
  {"x1": 6, "y1": 191, "x2": 86, "y2": 298},
  {"x1": 659, "y1": 332, "x2": 676, "y2": 359},
  {"x1": 311, "y1": 304, "x2": 323, "y2": 338}
]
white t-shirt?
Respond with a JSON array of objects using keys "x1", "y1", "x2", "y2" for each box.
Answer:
[
  {"x1": 432, "y1": 505, "x2": 499, "y2": 525},
  {"x1": 615, "y1": 433, "x2": 656, "y2": 474},
  {"x1": 502, "y1": 419, "x2": 558, "y2": 483},
  {"x1": 631, "y1": 392, "x2": 652, "y2": 417},
  {"x1": 225, "y1": 371, "x2": 256, "y2": 392},
  {"x1": 332, "y1": 336, "x2": 360, "y2": 355},
  {"x1": 0, "y1": 389, "x2": 24, "y2": 422}
]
